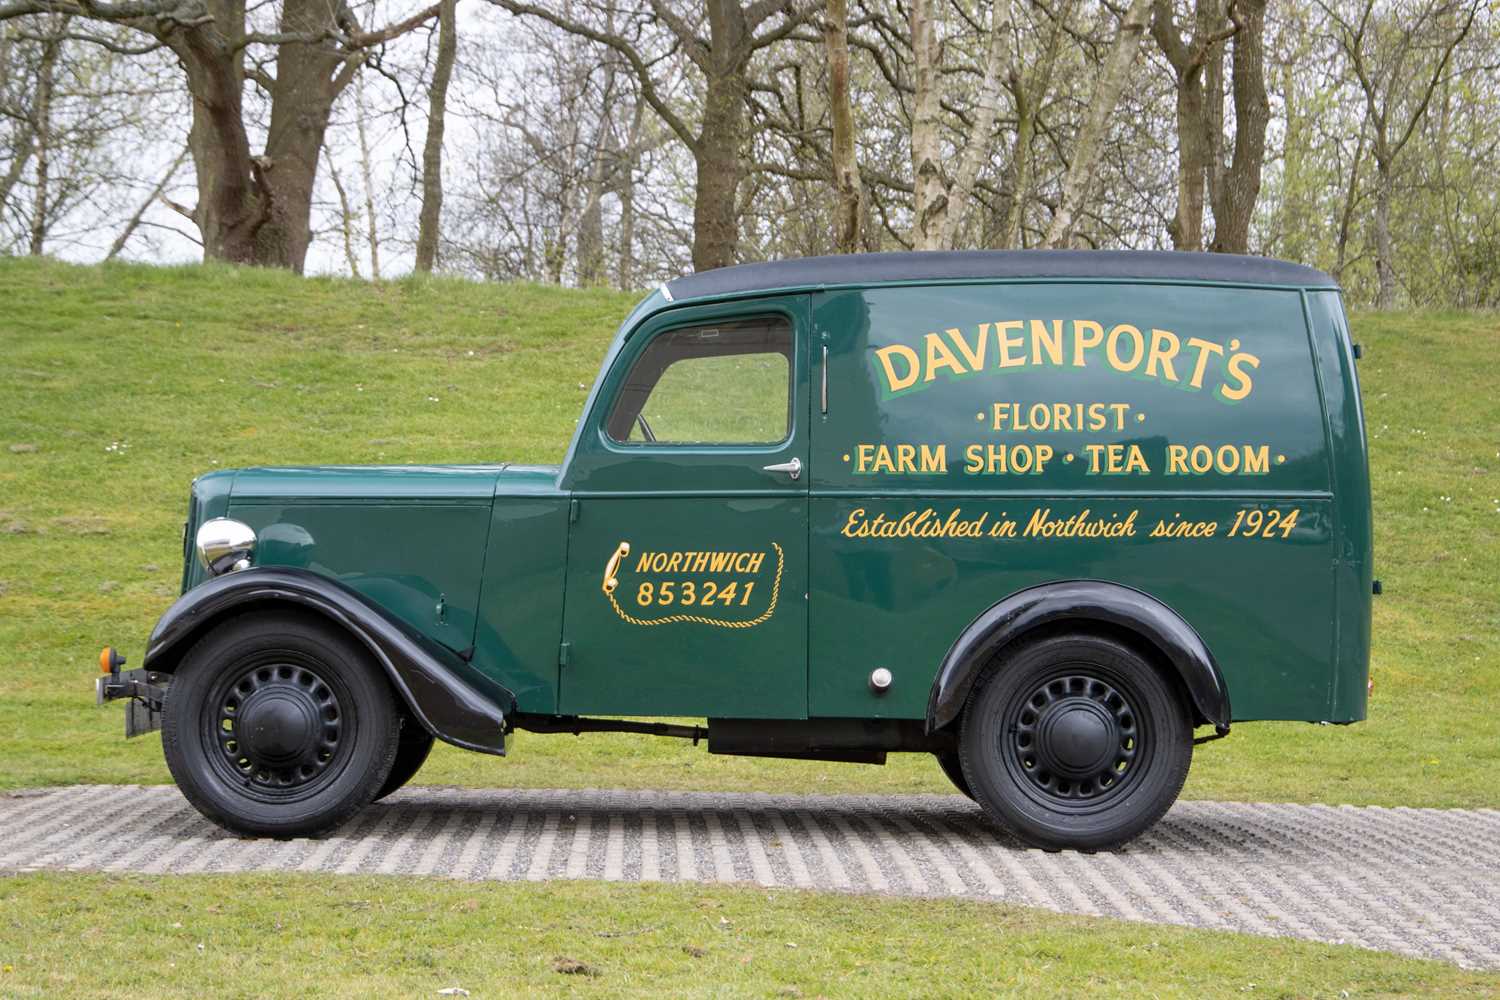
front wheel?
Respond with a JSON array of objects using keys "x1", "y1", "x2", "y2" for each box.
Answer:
[
  {"x1": 958, "y1": 634, "x2": 1192, "y2": 851},
  {"x1": 162, "y1": 611, "x2": 401, "y2": 837},
  {"x1": 373, "y1": 719, "x2": 435, "y2": 801}
]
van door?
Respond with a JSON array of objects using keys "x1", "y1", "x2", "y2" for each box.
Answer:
[{"x1": 558, "y1": 296, "x2": 810, "y2": 718}]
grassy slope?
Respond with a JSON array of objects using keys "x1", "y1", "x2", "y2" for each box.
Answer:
[
  {"x1": 1, "y1": 257, "x2": 1497, "y2": 806},
  {"x1": 1, "y1": 873, "x2": 1495, "y2": 998}
]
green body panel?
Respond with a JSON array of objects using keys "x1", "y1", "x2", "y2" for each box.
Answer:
[
  {"x1": 560, "y1": 496, "x2": 808, "y2": 717},
  {"x1": 1305, "y1": 292, "x2": 1374, "y2": 722},
  {"x1": 472, "y1": 466, "x2": 571, "y2": 713},
  {"x1": 804, "y1": 281, "x2": 1351, "y2": 722},
  {"x1": 182, "y1": 469, "x2": 236, "y2": 592},
  {"x1": 810, "y1": 497, "x2": 1333, "y2": 720},
  {"x1": 223, "y1": 466, "x2": 502, "y2": 654},
  {"x1": 558, "y1": 296, "x2": 811, "y2": 717}
]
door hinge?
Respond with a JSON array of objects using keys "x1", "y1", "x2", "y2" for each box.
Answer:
[
  {"x1": 569, "y1": 499, "x2": 580, "y2": 523},
  {"x1": 558, "y1": 641, "x2": 571, "y2": 668}
]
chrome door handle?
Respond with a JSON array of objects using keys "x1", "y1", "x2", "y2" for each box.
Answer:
[
  {"x1": 763, "y1": 457, "x2": 802, "y2": 481},
  {"x1": 821, "y1": 344, "x2": 829, "y2": 414}
]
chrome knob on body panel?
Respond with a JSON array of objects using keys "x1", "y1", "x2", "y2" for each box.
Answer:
[{"x1": 762, "y1": 457, "x2": 802, "y2": 480}]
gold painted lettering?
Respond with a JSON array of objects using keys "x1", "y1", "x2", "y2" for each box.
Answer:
[
  {"x1": 875, "y1": 344, "x2": 921, "y2": 392},
  {"x1": 996, "y1": 321, "x2": 1026, "y2": 368},
  {"x1": 924, "y1": 332, "x2": 967, "y2": 382},
  {"x1": 1220, "y1": 351, "x2": 1259, "y2": 402},
  {"x1": 947, "y1": 325, "x2": 988, "y2": 371},
  {"x1": 1146, "y1": 328, "x2": 1181, "y2": 381},
  {"x1": 1072, "y1": 320, "x2": 1105, "y2": 366},
  {"x1": 1031, "y1": 319, "x2": 1064, "y2": 366},
  {"x1": 1184, "y1": 337, "x2": 1223, "y2": 389},
  {"x1": 1105, "y1": 324, "x2": 1145, "y2": 372}
]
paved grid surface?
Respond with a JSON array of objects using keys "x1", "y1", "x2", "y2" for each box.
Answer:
[{"x1": 4, "y1": 785, "x2": 1499, "y2": 969}]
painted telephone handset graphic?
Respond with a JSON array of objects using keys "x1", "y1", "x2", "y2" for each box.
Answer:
[
  {"x1": 599, "y1": 539, "x2": 784, "y2": 628},
  {"x1": 601, "y1": 541, "x2": 631, "y2": 595}
]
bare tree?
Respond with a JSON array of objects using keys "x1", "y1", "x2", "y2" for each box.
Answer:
[
  {"x1": 353, "y1": 71, "x2": 383, "y2": 280},
  {"x1": 1151, "y1": 0, "x2": 1237, "y2": 250},
  {"x1": 489, "y1": 0, "x2": 821, "y2": 271},
  {"x1": 0, "y1": 0, "x2": 443, "y2": 271},
  {"x1": 996, "y1": 0, "x2": 1073, "y2": 248},
  {"x1": 1204, "y1": 0, "x2": 1267, "y2": 252},
  {"x1": 908, "y1": 0, "x2": 1012, "y2": 250},
  {"x1": 822, "y1": 0, "x2": 861, "y2": 252},
  {"x1": 1, "y1": 19, "x2": 181, "y2": 257},
  {"x1": 414, "y1": 0, "x2": 457, "y2": 273},
  {"x1": 1042, "y1": 0, "x2": 1152, "y2": 248},
  {"x1": 25, "y1": 13, "x2": 63, "y2": 254},
  {"x1": 106, "y1": 142, "x2": 190, "y2": 260},
  {"x1": 1323, "y1": 0, "x2": 1479, "y2": 306}
]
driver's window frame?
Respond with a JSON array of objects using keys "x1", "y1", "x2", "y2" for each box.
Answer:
[
  {"x1": 562, "y1": 293, "x2": 808, "y2": 495},
  {"x1": 602, "y1": 313, "x2": 795, "y2": 449}
]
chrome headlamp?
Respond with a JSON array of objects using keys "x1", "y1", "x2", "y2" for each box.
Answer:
[{"x1": 195, "y1": 518, "x2": 257, "y2": 575}]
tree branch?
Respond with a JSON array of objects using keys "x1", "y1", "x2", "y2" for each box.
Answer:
[{"x1": 484, "y1": 0, "x2": 699, "y2": 151}]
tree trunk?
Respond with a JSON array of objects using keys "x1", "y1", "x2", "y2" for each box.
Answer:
[
  {"x1": 998, "y1": 104, "x2": 1034, "y2": 249},
  {"x1": 908, "y1": 0, "x2": 945, "y2": 251},
  {"x1": 258, "y1": 1, "x2": 346, "y2": 273},
  {"x1": 415, "y1": 0, "x2": 457, "y2": 273},
  {"x1": 576, "y1": 148, "x2": 608, "y2": 285},
  {"x1": 176, "y1": 0, "x2": 335, "y2": 273},
  {"x1": 1169, "y1": 75, "x2": 1208, "y2": 250},
  {"x1": 616, "y1": 99, "x2": 644, "y2": 290},
  {"x1": 324, "y1": 150, "x2": 363, "y2": 278},
  {"x1": 823, "y1": 0, "x2": 862, "y2": 253},
  {"x1": 691, "y1": 68, "x2": 747, "y2": 271},
  {"x1": 177, "y1": 16, "x2": 264, "y2": 267},
  {"x1": 617, "y1": 169, "x2": 635, "y2": 289},
  {"x1": 1043, "y1": 0, "x2": 1153, "y2": 248},
  {"x1": 576, "y1": 45, "x2": 617, "y2": 286},
  {"x1": 1207, "y1": 0, "x2": 1267, "y2": 254},
  {"x1": 936, "y1": 0, "x2": 1012, "y2": 249},
  {"x1": 354, "y1": 72, "x2": 382, "y2": 280},
  {"x1": 26, "y1": 20, "x2": 61, "y2": 256},
  {"x1": 0, "y1": 33, "x2": 30, "y2": 214},
  {"x1": 1373, "y1": 156, "x2": 1396, "y2": 308},
  {"x1": 1150, "y1": 0, "x2": 1226, "y2": 252},
  {"x1": 1331, "y1": 127, "x2": 1365, "y2": 286},
  {"x1": 999, "y1": 0, "x2": 1071, "y2": 249}
]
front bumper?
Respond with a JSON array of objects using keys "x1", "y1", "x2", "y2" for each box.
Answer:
[{"x1": 96, "y1": 667, "x2": 168, "y2": 738}]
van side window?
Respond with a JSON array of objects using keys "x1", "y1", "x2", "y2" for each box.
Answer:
[{"x1": 605, "y1": 316, "x2": 793, "y2": 446}]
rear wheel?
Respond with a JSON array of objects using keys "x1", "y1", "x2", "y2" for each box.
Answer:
[
  {"x1": 959, "y1": 633, "x2": 1192, "y2": 851},
  {"x1": 933, "y1": 751, "x2": 973, "y2": 799},
  {"x1": 162, "y1": 611, "x2": 401, "y2": 837},
  {"x1": 373, "y1": 718, "x2": 435, "y2": 801}
]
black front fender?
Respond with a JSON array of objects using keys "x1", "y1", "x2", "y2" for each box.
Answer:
[
  {"x1": 143, "y1": 567, "x2": 513, "y2": 755},
  {"x1": 926, "y1": 580, "x2": 1230, "y2": 733}
]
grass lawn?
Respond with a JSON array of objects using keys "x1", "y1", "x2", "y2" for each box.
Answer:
[
  {"x1": 1, "y1": 872, "x2": 1495, "y2": 998},
  {"x1": 1, "y1": 257, "x2": 1497, "y2": 806}
]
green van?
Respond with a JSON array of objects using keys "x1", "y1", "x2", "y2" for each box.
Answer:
[{"x1": 97, "y1": 250, "x2": 1373, "y2": 851}]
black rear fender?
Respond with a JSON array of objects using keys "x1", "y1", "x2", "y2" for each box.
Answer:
[
  {"x1": 926, "y1": 580, "x2": 1230, "y2": 733},
  {"x1": 143, "y1": 567, "x2": 513, "y2": 755}
]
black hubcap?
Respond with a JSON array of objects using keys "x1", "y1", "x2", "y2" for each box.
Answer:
[
  {"x1": 205, "y1": 656, "x2": 347, "y2": 799},
  {"x1": 1005, "y1": 671, "x2": 1141, "y2": 808}
]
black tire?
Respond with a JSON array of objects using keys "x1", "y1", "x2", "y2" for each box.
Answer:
[
  {"x1": 161, "y1": 611, "x2": 401, "y2": 837},
  {"x1": 958, "y1": 633, "x2": 1192, "y2": 851},
  {"x1": 934, "y1": 751, "x2": 974, "y2": 799},
  {"x1": 373, "y1": 718, "x2": 435, "y2": 801}
]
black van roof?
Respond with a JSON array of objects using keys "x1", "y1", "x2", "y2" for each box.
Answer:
[{"x1": 663, "y1": 250, "x2": 1338, "y2": 303}]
